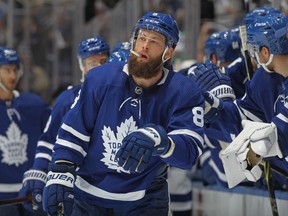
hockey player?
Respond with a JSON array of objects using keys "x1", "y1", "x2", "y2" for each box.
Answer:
[
  {"x1": 42, "y1": 12, "x2": 205, "y2": 216},
  {"x1": 191, "y1": 13, "x2": 287, "y2": 189},
  {"x1": 203, "y1": 26, "x2": 247, "y2": 99},
  {"x1": 111, "y1": 41, "x2": 131, "y2": 53},
  {"x1": 220, "y1": 13, "x2": 288, "y2": 188},
  {"x1": 107, "y1": 50, "x2": 130, "y2": 63},
  {"x1": 0, "y1": 47, "x2": 50, "y2": 216},
  {"x1": 204, "y1": 27, "x2": 242, "y2": 68},
  {"x1": 18, "y1": 36, "x2": 110, "y2": 213}
]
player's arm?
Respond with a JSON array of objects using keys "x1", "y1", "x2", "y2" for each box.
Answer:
[
  {"x1": 188, "y1": 61, "x2": 236, "y2": 124},
  {"x1": 116, "y1": 81, "x2": 205, "y2": 172},
  {"x1": 19, "y1": 91, "x2": 75, "y2": 212},
  {"x1": 42, "y1": 82, "x2": 97, "y2": 216}
]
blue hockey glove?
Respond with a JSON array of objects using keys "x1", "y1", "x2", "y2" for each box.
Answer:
[
  {"x1": 116, "y1": 124, "x2": 171, "y2": 173},
  {"x1": 188, "y1": 62, "x2": 235, "y2": 101},
  {"x1": 202, "y1": 91, "x2": 224, "y2": 124},
  {"x1": 19, "y1": 169, "x2": 47, "y2": 212},
  {"x1": 42, "y1": 163, "x2": 76, "y2": 216}
]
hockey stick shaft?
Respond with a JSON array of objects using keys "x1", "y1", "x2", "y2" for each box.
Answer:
[
  {"x1": 0, "y1": 195, "x2": 32, "y2": 206},
  {"x1": 239, "y1": 25, "x2": 254, "y2": 81},
  {"x1": 244, "y1": 0, "x2": 250, "y2": 13},
  {"x1": 264, "y1": 161, "x2": 279, "y2": 216}
]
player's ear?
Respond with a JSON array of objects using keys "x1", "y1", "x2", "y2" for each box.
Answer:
[
  {"x1": 211, "y1": 54, "x2": 217, "y2": 64},
  {"x1": 164, "y1": 47, "x2": 174, "y2": 60},
  {"x1": 260, "y1": 46, "x2": 270, "y2": 58}
]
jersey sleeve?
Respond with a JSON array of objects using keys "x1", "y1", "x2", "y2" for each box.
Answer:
[
  {"x1": 161, "y1": 77, "x2": 205, "y2": 169},
  {"x1": 51, "y1": 77, "x2": 100, "y2": 166},
  {"x1": 33, "y1": 87, "x2": 81, "y2": 171}
]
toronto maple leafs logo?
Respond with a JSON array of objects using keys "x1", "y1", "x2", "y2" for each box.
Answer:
[
  {"x1": 0, "y1": 122, "x2": 28, "y2": 166},
  {"x1": 100, "y1": 116, "x2": 138, "y2": 173},
  {"x1": 280, "y1": 94, "x2": 288, "y2": 109}
]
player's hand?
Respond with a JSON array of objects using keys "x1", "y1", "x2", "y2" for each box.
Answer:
[
  {"x1": 42, "y1": 163, "x2": 75, "y2": 216},
  {"x1": 116, "y1": 123, "x2": 170, "y2": 173},
  {"x1": 19, "y1": 169, "x2": 47, "y2": 212},
  {"x1": 202, "y1": 91, "x2": 224, "y2": 124},
  {"x1": 188, "y1": 61, "x2": 235, "y2": 101}
]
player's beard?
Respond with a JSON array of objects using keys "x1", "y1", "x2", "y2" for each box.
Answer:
[{"x1": 128, "y1": 54, "x2": 163, "y2": 79}]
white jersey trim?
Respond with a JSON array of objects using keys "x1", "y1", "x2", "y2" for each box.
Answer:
[
  {"x1": 56, "y1": 138, "x2": 87, "y2": 157},
  {"x1": 35, "y1": 152, "x2": 52, "y2": 161},
  {"x1": 168, "y1": 129, "x2": 203, "y2": 155},
  {"x1": 61, "y1": 123, "x2": 90, "y2": 142},
  {"x1": 204, "y1": 134, "x2": 216, "y2": 148},
  {"x1": 234, "y1": 100, "x2": 263, "y2": 122},
  {"x1": 75, "y1": 176, "x2": 146, "y2": 201},
  {"x1": 276, "y1": 113, "x2": 288, "y2": 123},
  {"x1": 209, "y1": 159, "x2": 227, "y2": 183},
  {"x1": 37, "y1": 140, "x2": 54, "y2": 150},
  {"x1": 168, "y1": 129, "x2": 204, "y2": 145},
  {"x1": 0, "y1": 183, "x2": 22, "y2": 192}
]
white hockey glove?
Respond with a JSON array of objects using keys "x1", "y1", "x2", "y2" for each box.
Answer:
[{"x1": 220, "y1": 120, "x2": 282, "y2": 188}]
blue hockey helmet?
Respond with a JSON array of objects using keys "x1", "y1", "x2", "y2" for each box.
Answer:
[
  {"x1": 0, "y1": 47, "x2": 22, "y2": 91},
  {"x1": 204, "y1": 27, "x2": 241, "y2": 63},
  {"x1": 247, "y1": 13, "x2": 288, "y2": 56},
  {"x1": 0, "y1": 47, "x2": 20, "y2": 67},
  {"x1": 242, "y1": 5, "x2": 281, "y2": 26},
  {"x1": 107, "y1": 50, "x2": 130, "y2": 63},
  {"x1": 131, "y1": 12, "x2": 179, "y2": 48},
  {"x1": 77, "y1": 36, "x2": 110, "y2": 59},
  {"x1": 111, "y1": 42, "x2": 131, "y2": 53}
]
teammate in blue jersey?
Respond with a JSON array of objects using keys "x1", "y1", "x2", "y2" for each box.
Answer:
[
  {"x1": 191, "y1": 13, "x2": 288, "y2": 189},
  {"x1": 18, "y1": 36, "x2": 110, "y2": 213},
  {"x1": 42, "y1": 12, "x2": 205, "y2": 216},
  {"x1": 221, "y1": 13, "x2": 288, "y2": 188},
  {"x1": 0, "y1": 47, "x2": 50, "y2": 216},
  {"x1": 204, "y1": 26, "x2": 249, "y2": 99},
  {"x1": 213, "y1": 5, "x2": 282, "y2": 100},
  {"x1": 189, "y1": 7, "x2": 286, "y2": 188}
]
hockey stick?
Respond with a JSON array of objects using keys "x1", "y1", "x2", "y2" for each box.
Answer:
[
  {"x1": 260, "y1": 162, "x2": 288, "y2": 179},
  {"x1": 263, "y1": 161, "x2": 279, "y2": 216},
  {"x1": 0, "y1": 195, "x2": 32, "y2": 206},
  {"x1": 239, "y1": 25, "x2": 254, "y2": 80},
  {"x1": 244, "y1": 0, "x2": 250, "y2": 13}
]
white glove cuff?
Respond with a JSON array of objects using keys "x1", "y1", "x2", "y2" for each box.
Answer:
[
  {"x1": 23, "y1": 169, "x2": 47, "y2": 184},
  {"x1": 210, "y1": 85, "x2": 236, "y2": 101},
  {"x1": 160, "y1": 137, "x2": 175, "y2": 158},
  {"x1": 46, "y1": 171, "x2": 75, "y2": 188}
]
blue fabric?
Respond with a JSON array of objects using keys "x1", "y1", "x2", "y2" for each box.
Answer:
[
  {"x1": 71, "y1": 176, "x2": 169, "y2": 216},
  {"x1": 116, "y1": 124, "x2": 169, "y2": 173}
]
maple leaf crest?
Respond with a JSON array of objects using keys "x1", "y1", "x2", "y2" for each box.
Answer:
[
  {"x1": 0, "y1": 122, "x2": 28, "y2": 166},
  {"x1": 100, "y1": 116, "x2": 137, "y2": 173}
]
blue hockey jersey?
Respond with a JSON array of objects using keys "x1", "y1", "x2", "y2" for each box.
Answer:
[
  {"x1": 203, "y1": 67, "x2": 285, "y2": 187},
  {"x1": 0, "y1": 91, "x2": 50, "y2": 199},
  {"x1": 33, "y1": 85, "x2": 81, "y2": 172},
  {"x1": 226, "y1": 56, "x2": 249, "y2": 99},
  {"x1": 52, "y1": 62, "x2": 205, "y2": 207}
]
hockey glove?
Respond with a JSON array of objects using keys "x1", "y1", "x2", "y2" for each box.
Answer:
[
  {"x1": 202, "y1": 91, "x2": 224, "y2": 124},
  {"x1": 220, "y1": 120, "x2": 282, "y2": 187},
  {"x1": 116, "y1": 123, "x2": 171, "y2": 173},
  {"x1": 19, "y1": 169, "x2": 47, "y2": 212},
  {"x1": 42, "y1": 163, "x2": 76, "y2": 216},
  {"x1": 242, "y1": 120, "x2": 282, "y2": 158},
  {"x1": 188, "y1": 62, "x2": 235, "y2": 101}
]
